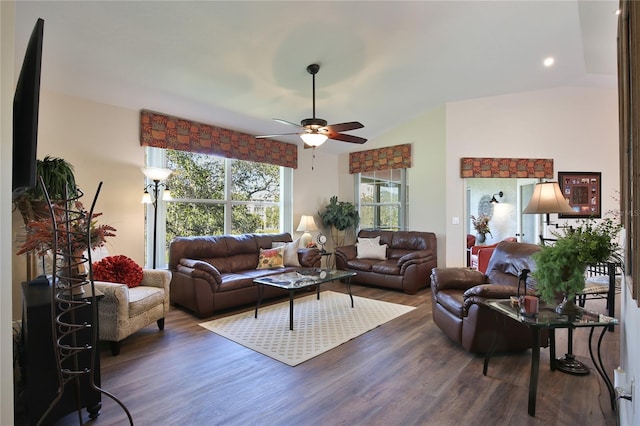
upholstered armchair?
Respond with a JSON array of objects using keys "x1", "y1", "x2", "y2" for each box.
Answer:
[
  {"x1": 94, "y1": 269, "x2": 171, "y2": 355},
  {"x1": 431, "y1": 241, "x2": 548, "y2": 353}
]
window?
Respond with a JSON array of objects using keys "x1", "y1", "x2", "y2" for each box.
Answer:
[
  {"x1": 356, "y1": 169, "x2": 407, "y2": 230},
  {"x1": 145, "y1": 147, "x2": 291, "y2": 267}
]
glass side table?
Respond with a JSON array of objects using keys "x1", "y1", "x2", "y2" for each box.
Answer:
[{"x1": 482, "y1": 299, "x2": 618, "y2": 417}]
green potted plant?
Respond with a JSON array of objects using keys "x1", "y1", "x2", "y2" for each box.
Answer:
[
  {"x1": 14, "y1": 155, "x2": 78, "y2": 223},
  {"x1": 318, "y1": 196, "x2": 360, "y2": 247},
  {"x1": 532, "y1": 217, "x2": 622, "y2": 315}
]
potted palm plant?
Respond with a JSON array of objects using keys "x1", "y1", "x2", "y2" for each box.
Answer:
[
  {"x1": 13, "y1": 156, "x2": 80, "y2": 280},
  {"x1": 532, "y1": 217, "x2": 622, "y2": 315},
  {"x1": 14, "y1": 155, "x2": 78, "y2": 223},
  {"x1": 318, "y1": 196, "x2": 360, "y2": 247}
]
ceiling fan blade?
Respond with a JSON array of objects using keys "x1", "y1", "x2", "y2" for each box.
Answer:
[
  {"x1": 327, "y1": 132, "x2": 368, "y2": 144},
  {"x1": 255, "y1": 133, "x2": 300, "y2": 139},
  {"x1": 273, "y1": 118, "x2": 303, "y2": 128},
  {"x1": 325, "y1": 122, "x2": 364, "y2": 133}
]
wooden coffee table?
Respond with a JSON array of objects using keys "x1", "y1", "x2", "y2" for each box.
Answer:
[{"x1": 253, "y1": 268, "x2": 356, "y2": 330}]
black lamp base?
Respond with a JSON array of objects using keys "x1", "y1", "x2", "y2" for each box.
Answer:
[{"x1": 555, "y1": 354, "x2": 590, "y2": 376}]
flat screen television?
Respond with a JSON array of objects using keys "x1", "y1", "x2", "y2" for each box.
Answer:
[{"x1": 12, "y1": 18, "x2": 44, "y2": 199}]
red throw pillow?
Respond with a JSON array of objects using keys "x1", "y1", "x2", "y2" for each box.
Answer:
[{"x1": 92, "y1": 255, "x2": 144, "y2": 288}]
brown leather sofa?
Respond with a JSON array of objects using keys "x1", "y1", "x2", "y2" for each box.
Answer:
[
  {"x1": 335, "y1": 230, "x2": 437, "y2": 294},
  {"x1": 431, "y1": 241, "x2": 548, "y2": 353},
  {"x1": 168, "y1": 233, "x2": 321, "y2": 318}
]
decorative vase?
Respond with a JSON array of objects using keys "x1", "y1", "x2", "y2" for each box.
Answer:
[
  {"x1": 477, "y1": 233, "x2": 486, "y2": 244},
  {"x1": 555, "y1": 294, "x2": 580, "y2": 318}
]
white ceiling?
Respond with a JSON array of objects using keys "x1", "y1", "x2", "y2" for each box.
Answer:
[{"x1": 14, "y1": 1, "x2": 620, "y2": 154}]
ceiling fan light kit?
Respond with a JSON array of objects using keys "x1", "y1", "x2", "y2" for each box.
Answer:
[
  {"x1": 300, "y1": 132, "x2": 328, "y2": 147},
  {"x1": 256, "y1": 63, "x2": 367, "y2": 148}
]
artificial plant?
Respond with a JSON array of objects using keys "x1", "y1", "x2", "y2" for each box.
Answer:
[
  {"x1": 532, "y1": 217, "x2": 622, "y2": 306},
  {"x1": 318, "y1": 196, "x2": 360, "y2": 247}
]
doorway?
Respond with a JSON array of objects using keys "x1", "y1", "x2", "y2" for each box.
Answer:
[{"x1": 465, "y1": 177, "x2": 541, "y2": 247}]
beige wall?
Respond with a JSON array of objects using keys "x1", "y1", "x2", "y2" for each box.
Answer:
[
  {"x1": 338, "y1": 106, "x2": 447, "y2": 264},
  {"x1": 445, "y1": 87, "x2": 620, "y2": 266},
  {"x1": 293, "y1": 146, "x2": 341, "y2": 250}
]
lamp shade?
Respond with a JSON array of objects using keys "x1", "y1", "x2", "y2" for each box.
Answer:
[
  {"x1": 141, "y1": 190, "x2": 152, "y2": 204},
  {"x1": 141, "y1": 167, "x2": 173, "y2": 181},
  {"x1": 300, "y1": 133, "x2": 328, "y2": 147},
  {"x1": 296, "y1": 215, "x2": 318, "y2": 232},
  {"x1": 523, "y1": 182, "x2": 574, "y2": 214}
]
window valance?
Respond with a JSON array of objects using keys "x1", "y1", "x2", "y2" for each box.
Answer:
[
  {"x1": 349, "y1": 143, "x2": 412, "y2": 174},
  {"x1": 140, "y1": 110, "x2": 298, "y2": 169},
  {"x1": 460, "y1": 157, "x2": 553, "y2": 178}
]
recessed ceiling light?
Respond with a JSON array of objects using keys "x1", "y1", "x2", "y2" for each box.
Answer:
[{"x1": 543, "y1": 57, "x2": 555, "y2": 67}]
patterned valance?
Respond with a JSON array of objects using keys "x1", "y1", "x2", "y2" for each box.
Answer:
[
  {"x1": 140, "y1": 110, "x2": 298, "y2": 169},
  {"x1": 349, "y1": 143, "x2": 412, "y2": 174},
  {"x1": 460, "y1": 157, "x2": 553, "y2": 178}
]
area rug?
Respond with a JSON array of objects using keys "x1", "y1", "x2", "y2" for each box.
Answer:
[{"x1": 199, "y1": 291, "x2": 415, "y2": 366}]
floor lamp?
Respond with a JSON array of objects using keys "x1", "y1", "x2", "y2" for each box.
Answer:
[
  {"x1": 142, "y1": 167, "x2": 172, "y2": 269},
  {"x1": 523, "y1": 181, "x2": 589, "y2": 375}
]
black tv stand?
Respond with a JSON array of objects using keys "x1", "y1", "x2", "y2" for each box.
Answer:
[{"x1": 18, "y1": 283, "x2": 102, "y2": 425}]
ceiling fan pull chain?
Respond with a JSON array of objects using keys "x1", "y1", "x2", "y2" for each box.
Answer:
[{"x1": 312, "y1": 147, "x2": 316, "y2": 170}]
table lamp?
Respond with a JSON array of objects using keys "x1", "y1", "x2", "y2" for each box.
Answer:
[{"x1": 296, "y1": 215, "x2": 318, "y2": 248}]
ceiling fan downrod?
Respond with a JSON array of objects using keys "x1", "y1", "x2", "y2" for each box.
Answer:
[
  {"x1": 307, "y1": 63, "x2": 319, "y2": 119},
  {"x1": 302, "y1": 64, "x2": 327, "y2": 131}
]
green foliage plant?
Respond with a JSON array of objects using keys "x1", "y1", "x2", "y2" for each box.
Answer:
[
  {"x1": 28, "y1": 155, "x2": 78, "y2": 201},
  {"x1": 318, "y1": 196, "x2": 360, "y2": 247},
  {"x1": 532, "y1": 217, "x2": 622, "y2": 304},
  {"x1": 164, "y1": 151, "x2": 280, "y2": 242},
  {"x1": 14, "y1": 156, "x2": 78, "y2": 224},
  {"x1": 318, "y1": 196, "x2": 359, "y2": 231}
]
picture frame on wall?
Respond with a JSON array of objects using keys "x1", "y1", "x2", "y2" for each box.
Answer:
[{"x1": 558, "y1": 171, "x2": 601, "y2": 218}]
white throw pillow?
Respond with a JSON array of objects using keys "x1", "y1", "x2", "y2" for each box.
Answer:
[
  {"x1": 272, "y1": 239, "x2": 301, "y2": 267},
  {"x1": 356, "y1": 243, "x2": 387, "y2": 260},
  {"x1": 283, "y1": 238, "x2": 301, "y2": 267},
  {"x1": 358, "y1": 236, "x2": 381, "y2": 246}
]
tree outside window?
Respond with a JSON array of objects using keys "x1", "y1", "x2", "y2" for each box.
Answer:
[{"x1": 164, "y1": 150, "x2": 281, "y2": 245}]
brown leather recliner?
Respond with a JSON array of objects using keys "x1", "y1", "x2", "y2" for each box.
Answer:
[{"x1": 430, "y1": 241, "x2": 548, "y2": 353}]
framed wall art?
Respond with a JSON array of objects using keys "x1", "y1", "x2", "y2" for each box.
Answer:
[{"x1": 557, "y1": 171, "x2": 601, "y2": 218}]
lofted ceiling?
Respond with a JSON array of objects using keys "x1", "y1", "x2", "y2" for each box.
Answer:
[{"x1": 14, "y1": 1, "x2": 620, "y2": 154}]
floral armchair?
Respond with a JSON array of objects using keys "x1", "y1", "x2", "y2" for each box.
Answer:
[{"x1": 94, "y1": 268, "x2": 171, "y2": 355}]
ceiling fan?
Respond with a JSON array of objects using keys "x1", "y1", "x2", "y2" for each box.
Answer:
[{"x1": 256, "y1": 63, "x2": 367, "y2": 148}]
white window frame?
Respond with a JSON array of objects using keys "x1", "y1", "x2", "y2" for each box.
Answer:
[
  {"x1": 355, "y1": 168, "x2": 408, "y2": 231},
  {"x1": 145, "y1": 147, "x2": 293, "y2": 268}
]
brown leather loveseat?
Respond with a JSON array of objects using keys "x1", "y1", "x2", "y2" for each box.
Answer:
[
  {"x1": 169, "y1": 233, "x2": 321, "y2": 318},
  {"x1": 335, "y1": 230, "x2": 437, "y2": 294},
  {"x1": 431, "y1": 241, "x2": 548, "y2": 353}
]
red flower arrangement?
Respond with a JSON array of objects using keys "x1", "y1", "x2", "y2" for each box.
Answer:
[
  {"x1": 92, "y1": 255, "x2": 143, "y2": 288},
  {"x1": 17, "y1": 201, "x2": 116, "y2": 257}
]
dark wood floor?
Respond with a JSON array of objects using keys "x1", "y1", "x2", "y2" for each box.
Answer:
[{"x1": 55, "y1": 282, "x2": 619, "y2": 426}]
